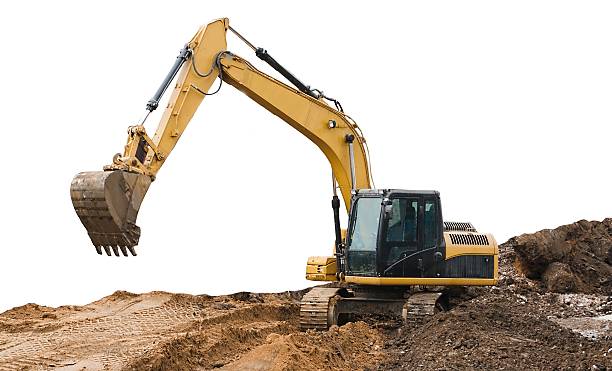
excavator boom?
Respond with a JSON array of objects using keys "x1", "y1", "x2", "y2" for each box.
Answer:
[{"x1": 70, "y1": 18, "x2": 372, "y2": 255}]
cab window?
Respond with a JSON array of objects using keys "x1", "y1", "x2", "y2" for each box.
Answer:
[
  {"x1": 385, "y1": 198, "x2": 418, "y2": 245},
  {"x1": 348, "y1": 197, "x2": 381, "y2": 251}
]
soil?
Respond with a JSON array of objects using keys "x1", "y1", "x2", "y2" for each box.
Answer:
[
  {"x1": 1, "y1": 219, "x2": 610, "y2": 370},
  {"x1": 504, "y1": 219, "x2": 612, "y2": 294},
  {"x1": 378, "y1": 291, "x2": 611, "y2": 370}
]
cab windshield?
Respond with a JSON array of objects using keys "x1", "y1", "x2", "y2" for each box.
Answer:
[
  {"x1": 347, "y1": 196, "x2": 381, "y2": 276},
  {"x1": 349, "y1": 197, "x2": 381, "y2": 251}
]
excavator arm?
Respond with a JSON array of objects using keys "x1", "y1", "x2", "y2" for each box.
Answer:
[{"x1": 70, "y1": 18, "x2": 372, "y2": 256}]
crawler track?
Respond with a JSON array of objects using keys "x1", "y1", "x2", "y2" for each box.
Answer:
[
  {"x1": 299, "y1": 287, "x2": 344, "y2": 331},
  {"x1": 403, "y1": 292, "x2": 444, "y2": 325}
]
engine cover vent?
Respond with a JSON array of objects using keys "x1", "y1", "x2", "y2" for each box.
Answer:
[
  {"x1": 444, "y1": 221, "x2": 477, "y2": 233},
  {"x1": 449, "y1": 233, "x2": 489, "y2": 246}
]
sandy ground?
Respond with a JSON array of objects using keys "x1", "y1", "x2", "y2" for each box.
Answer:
[
  {"x1": 0, "y1": 291, "x2": 384, "y2": 371},
  {"x1": 1, "y1": 219, "x2": 611, "y2": 370}
]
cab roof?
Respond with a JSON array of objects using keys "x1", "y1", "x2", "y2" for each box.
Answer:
[{"x1": 355, "y1": 189, "x2": 440, "y2": 197}]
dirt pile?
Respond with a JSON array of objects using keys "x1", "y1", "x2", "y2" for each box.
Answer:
[
  {"x1": 379, "y1": 292, "x2": 611, "y2": 370},
  {"x1": 123, "y1": 303, "x2": 300, "y2": 370},
  {"x1": 503, "y1": 219, "x2": 612, "y2": 294},
  {"x1": 219, "y1": 322, "x2": 384, "y2": 370}
]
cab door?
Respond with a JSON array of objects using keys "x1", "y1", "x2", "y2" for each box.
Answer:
[{"x1": 381, "y1": 196, "x2": 442, "y2": 278}]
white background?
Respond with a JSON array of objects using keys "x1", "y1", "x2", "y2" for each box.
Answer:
[{"x1": 0, "y1": 1, "x2": 610, "y2": 312}]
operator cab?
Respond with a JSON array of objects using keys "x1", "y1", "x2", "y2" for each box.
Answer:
[{"x1": 345, "y1": 189, "x2": 445, "y2": 278}]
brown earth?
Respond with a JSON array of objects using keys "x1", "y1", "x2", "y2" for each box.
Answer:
[
  {"x1": 378, "y1": 291, "x2": 611, "y2": 370},
  {"x1": 1, "y1": 219, "x2": 611, "y2": 370},
  {"x1": 504, "y1": 218, "x2": 612, "y2": 294},
  {"x1": 0, "y1": 291, "x2": 385, "y2": 371}
]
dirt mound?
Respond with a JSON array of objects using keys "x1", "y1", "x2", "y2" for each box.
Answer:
[
  {"x1": 503, "y1": 219, "x2": 612, "y2": 294},
  {"x1": 0, "y1": 302, "x2": 83, "y2": 334},
  {"x1": 124, "y1": 303, "x2": 299, "y2": 370},
  {"x1": 122, "y1": 298, "x2": 385, "y2": 371},
  {"x1": 0, "y1": 303, "x2": 54, "y2": 320},
  {"x1": 380, "y1": 293, "x2": 611, "y2": 370},
  {"x1": 221, "y1": 322, "x2": 385, "y2": 371}
]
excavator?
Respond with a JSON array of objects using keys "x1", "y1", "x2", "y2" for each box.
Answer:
[{"x1": 70, "y1": 18, "x2": 498, "y2": 330}]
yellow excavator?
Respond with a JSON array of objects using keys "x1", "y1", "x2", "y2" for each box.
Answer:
[{"x1": 71, "y1": 18, "x2": 498, "y2": 330}]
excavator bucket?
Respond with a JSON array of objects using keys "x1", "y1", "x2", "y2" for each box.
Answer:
[{"x1": 70, "y1": 171, "x2": 152, "y2": 256}]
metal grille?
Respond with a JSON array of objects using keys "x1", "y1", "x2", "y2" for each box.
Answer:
[
  {"x1": 448, "y1": 233, "x2": 489, "y2": 246},
  {"x1": 444, "y1": 221, "x2": 477, "y2": 233},
  {"x1": 445, "y1": 255, "x2": 494, "y2": 278}
]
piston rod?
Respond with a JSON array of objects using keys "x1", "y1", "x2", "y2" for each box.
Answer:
[{"x1": 345, "y1": 134, "x2": 356, "y2": 191}]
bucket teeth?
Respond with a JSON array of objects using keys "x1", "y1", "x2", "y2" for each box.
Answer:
[
  {"x1": 103, "y1": 246, "x2": 112, "y2": 256},
  {"x1": 98, "y1": 245, "x2": 134, "y2": 257}
]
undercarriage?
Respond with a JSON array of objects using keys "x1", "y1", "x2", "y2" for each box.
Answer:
[{"x1": 299, "y1": 285, "x2": 449, "y2": 331}]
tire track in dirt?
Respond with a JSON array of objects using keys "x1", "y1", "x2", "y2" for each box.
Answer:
[{"x1": 0, "y1": 291, "x2": 299, "y2": 371}]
